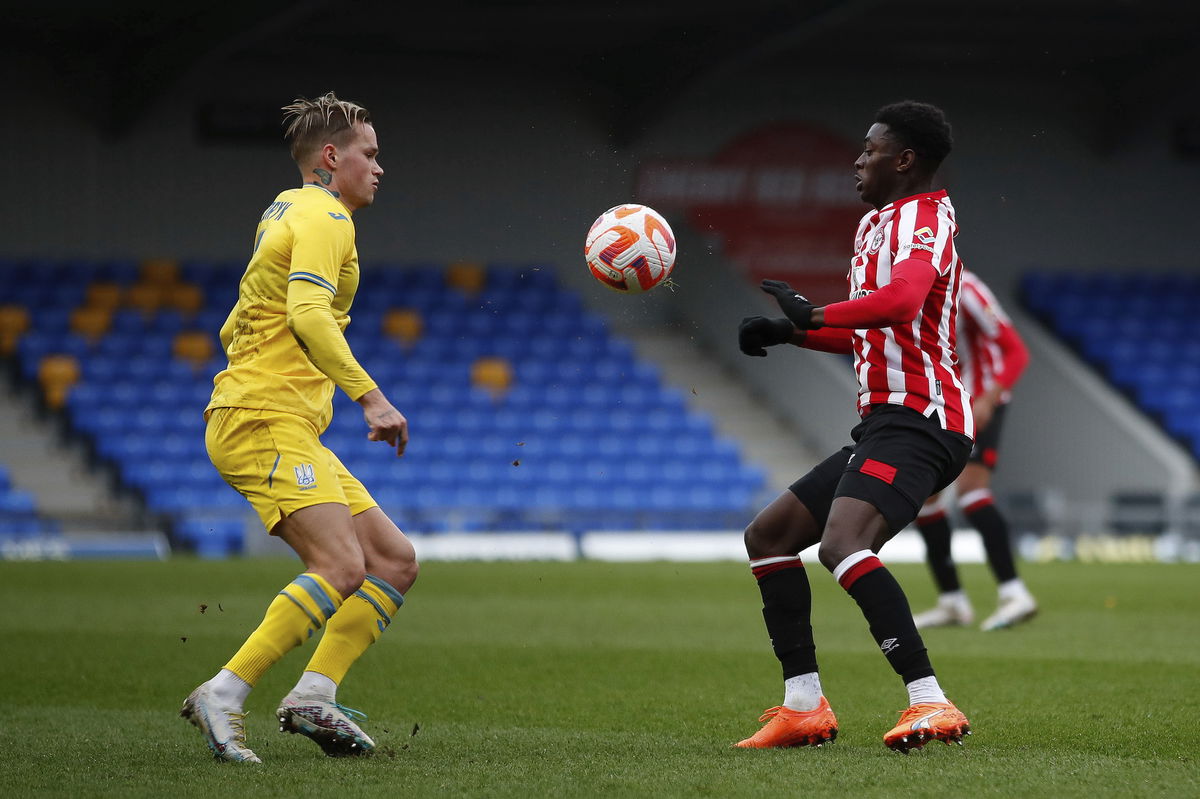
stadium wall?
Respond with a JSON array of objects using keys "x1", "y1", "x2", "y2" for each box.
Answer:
[
  {"x1": 6, "y1": 53, "x2": 1198, "y2": 294},
  {"x1": 6, "y1": 51, "x2": 1199, "y2": 535}
]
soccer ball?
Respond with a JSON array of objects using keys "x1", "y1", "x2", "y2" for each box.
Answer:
[{"x1": 584, "y1": 204, "x2": 676, "y2": 293}]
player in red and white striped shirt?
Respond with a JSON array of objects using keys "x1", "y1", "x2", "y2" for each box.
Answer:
[
  {"x1": 912, "y1": 269, "x2": 1038, "y2": 631},
  {"x1": 735, "y1": 101, "x2": 973, "y2": 753}
]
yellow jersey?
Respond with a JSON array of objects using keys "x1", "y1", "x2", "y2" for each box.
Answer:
[{"x1": 207, "y1": 184, "x2": 378, "y2": 431}]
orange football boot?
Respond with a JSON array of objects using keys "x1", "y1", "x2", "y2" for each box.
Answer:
[
  {"x1": 734, "y1": 697, "x2": 838, "y2": 749},
  {"x1": 883, "y1": 701, "x2": 971, "y2": 753}
]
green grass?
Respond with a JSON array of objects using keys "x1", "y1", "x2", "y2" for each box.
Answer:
[{"x1": 1, "y1": 558, "x2": 1197, "y2": 797}]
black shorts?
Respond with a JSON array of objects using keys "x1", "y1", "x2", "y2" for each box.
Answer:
[
  {"x1": 968, "y1": 402, "x2": 1007, "y2": 469},
  {"x1": 788, "y1": 404, "x2": 973, "y2": 535}
]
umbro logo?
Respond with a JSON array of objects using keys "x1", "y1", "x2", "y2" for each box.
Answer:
[{"x1": 880, "y1": 637, "x2": 899, "y2": 654}]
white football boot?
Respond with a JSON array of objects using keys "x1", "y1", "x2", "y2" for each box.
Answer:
[
  {"x1": 912, "y1": 591, "x2": 975, "y2": 629},
  {"x1": 981, "y1": 582, "x2": 1038, "y2": 631},
  {"x1": 180, "y1": 683, "x2": 262, "y2": 763}
]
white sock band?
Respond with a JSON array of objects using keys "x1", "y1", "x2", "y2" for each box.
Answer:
[
  {"x1": 831, "y1": 549, "x2": 875, "y2": 584},
  {"x1": 749, "y1": 554, "x2": 802, "y2": 568},
  {"x1": 958, "y1": 488, "x2": 993, "y2": 509},
  {"x1": 917, "y1": 497, "x2": 947, "y2": 521}
]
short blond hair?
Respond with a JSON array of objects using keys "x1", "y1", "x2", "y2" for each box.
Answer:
[{"x1": 281, "y1": 91, "x2": 371, "y2": 164}]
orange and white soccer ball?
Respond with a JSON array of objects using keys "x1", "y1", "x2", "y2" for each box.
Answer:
[{"x1": 584, "y1": 204, "x2": 676, "y2": 293}]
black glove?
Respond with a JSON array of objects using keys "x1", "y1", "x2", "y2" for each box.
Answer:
[
  {"x1": 760, "y1": 280, "x2": 820, "y2": 329},
  {"x1": 738, "y1": 316, "x2": 794, "y2": 357}
]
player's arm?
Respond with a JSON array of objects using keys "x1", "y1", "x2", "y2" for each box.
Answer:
[
  {"x1": 287, "y1": 279, "x2": 409, "y2": 455},
  {"x1": 757, "y1": 258, "x2": 936, "y2": 335},
  {"x1": 813, "y1": 259, "x2": 937, "y2": 328},
  {"x1": 286, "y1": 278, "x2": 376, "y2": 398},
  {"x1": 737, "y1": 316, "x2": 853, "y2": 356},
  {"x1": 992, "y1": 322, "x2": 1029, "y2": 392}
]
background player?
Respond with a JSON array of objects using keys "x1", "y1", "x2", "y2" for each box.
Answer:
[
  {"x1": 912, "y1": 267, "x2": 1038, "y2": 630},
  {"x1": 181, "y1": 92, "x2": 418, "y2": 763},
  {"x1": 735, "y1": 101, "x2": 974, "y2": 753}
]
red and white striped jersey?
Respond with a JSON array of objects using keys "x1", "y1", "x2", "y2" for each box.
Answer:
[
  {"x1": 848, "y1": 189, "x2": 974, "y2": 437},
  {"x1": 957, "y1": 269, "x2": 1025, "y2": 402}
]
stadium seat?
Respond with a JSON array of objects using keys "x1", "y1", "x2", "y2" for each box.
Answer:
[
  {"x1": 38, "y1": 354, "x2": 80, "y2": 410},
  {"x1": 173, "y1": 330, "x2": 216, "y2": 367},
  {"x1": 2, "y1": 258, "x2": 770, "y2": 539},
  {"x1": 0, "y1": 304, "x2": 30, "y2": 355}
]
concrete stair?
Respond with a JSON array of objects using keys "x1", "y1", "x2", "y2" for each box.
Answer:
[
  {"x1": 0, "y1": 375, "x2": 149, "y2": 532},
  {"x1": 618, "y1": 324, "x2": 822, "y2": 494}
]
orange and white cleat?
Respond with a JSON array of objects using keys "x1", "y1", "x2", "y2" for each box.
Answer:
[
  {"x1": 883, "y1": 701, "x2": 971, "y2": 753},
  {"x1": 734, "y1": 697, "x2": 838, "y2": 749}
]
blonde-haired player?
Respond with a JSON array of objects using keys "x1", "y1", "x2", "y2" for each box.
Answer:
[{"x1": 181, "y1": 92, "x2": 418, "y2": 762}]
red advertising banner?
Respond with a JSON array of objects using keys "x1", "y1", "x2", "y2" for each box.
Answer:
[{"x1": 634, "y1": 122, "x2": 865, "y2": 305}]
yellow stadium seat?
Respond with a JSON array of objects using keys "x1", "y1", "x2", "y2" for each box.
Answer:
[
  {"x1": 382, "y1": 308, "x2": 423, "y2": 346},
  {"x1": 163, "y1": 283, "x2": 205, "y2": 316},
  {"x1": 124, "y1": 282, "x2": 162, "y2": 314},
  {"x1": 69, "y1": 306, "x2": 112, "y2": 342},
  {"x1": 471, "y1": 356, "x2": 514, "y2": 398},
  {"x1": 0, "y1": 304, "x2": 30, "y2": 356},
  {"x1": 140, "y1": 258, "x2": 180, "y2": 287},
  {"x1": 173, "y1": 330, "x2": 215, "y2": 367},
  {"x1": 38, "y1": 354, "x2": 80, "y2": 410},
  {"x1": 85, "y1": 281, "x2": 123, "y2": 311},
  {"x1": 446, "y1": 260, "x2": 486, "y2": 295}
]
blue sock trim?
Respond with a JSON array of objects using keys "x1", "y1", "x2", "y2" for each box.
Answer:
[
  {"x1": 363, "y1": 573, "x2": 405, "y2": 608},
  {"x1": 293, "y1": 574, "x2": 338, "y2": 619}
]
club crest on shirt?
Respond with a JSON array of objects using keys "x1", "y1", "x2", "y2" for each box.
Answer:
[
  {"x1": 294, "y1": 463, "x2": 317, "y2": 489},
  {"x1": 914, "y1": 226, "x2": 936, "y2": 245},
  {"x1": 868, "y1": 228, "x2": 885, "y2": 254}
]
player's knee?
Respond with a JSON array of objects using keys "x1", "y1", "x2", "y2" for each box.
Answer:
[
  {"x1": 817, "y1": 524, "x2": 872, "y2": 572},
  {"x1": 743, "y1": 516, "x2": 778, "y2": 558},
  {"x1": 329, "y1": 566, "x2": 367, "y2": 601},
  {"x1": 390, "y1": 552, "x2": 419, "y2": 594},
  {"x1": 816, "y1": 539, "x2": 844, "y2": 572},
  {"x1": 370, "y1": 540, "x2": 419, "y2": 594}
]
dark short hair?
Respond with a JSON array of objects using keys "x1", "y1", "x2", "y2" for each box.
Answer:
[{"x1": 875, "y1": 101, "x2": 953, "y2": 172}]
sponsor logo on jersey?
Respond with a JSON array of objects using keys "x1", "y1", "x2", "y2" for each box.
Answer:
[
  {"x1": 914, "y1": 226, "x2": 936, "y2": 245},
  {"x1": 328, "y1": 212, "x2": 349, "y2": 221}
]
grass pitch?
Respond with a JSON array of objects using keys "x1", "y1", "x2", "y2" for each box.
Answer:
[{"x1": 1, "y1": 557, "x2": 1196, "y2": 798}]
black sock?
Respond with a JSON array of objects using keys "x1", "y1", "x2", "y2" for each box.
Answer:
[
  {"x1": 840, "y1": 558, "x2": 934, "y2": 684},
  {"x1": 966, "y1": 503, "x2": 1019, "y2": 584},
  {"x1": 753, "y1": 561, "x2": 817, "y2": 679},
  {"x1": 916, "y1": 511, "x2": 960, "y2": 593}
]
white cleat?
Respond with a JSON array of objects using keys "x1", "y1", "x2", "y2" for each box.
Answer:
[
  {"x1": 277, "y1": 694, "x2": 376, "y2": 757},
  {"x1": 912, "y1": 593, "x2": 975, "y2": 629},
  {"x1": 981, "y1": 591, "x2": 1038, "y2": 631},
  {"x1": 180, "y1": 683, "x2": 262, "y2": 763}
]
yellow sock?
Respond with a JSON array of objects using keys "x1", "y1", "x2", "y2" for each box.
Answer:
[
  {"x1": 304, "y1": 574, "x2": 404, "y2": 685},
  {"x1": 224, "y1": 572, "x2": 343, "y2": 686}
]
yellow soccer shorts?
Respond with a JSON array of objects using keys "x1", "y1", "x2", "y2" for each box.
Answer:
[{"x1": 205, "y1": 407, "x2": 378, "y2": 533}]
